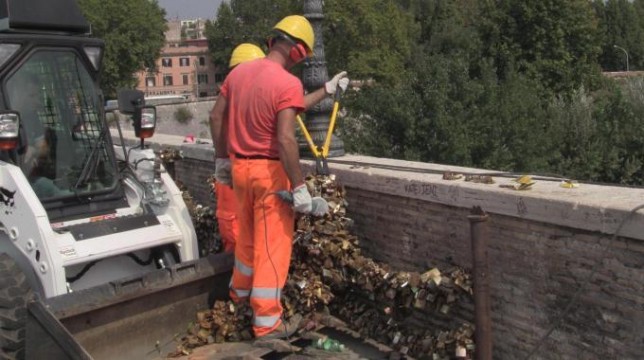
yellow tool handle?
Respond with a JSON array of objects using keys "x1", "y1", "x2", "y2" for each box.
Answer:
[
  {"x1": 296, "y1": 115, "x2": 320, "y2": 157},
  {"x1": 323, "y1": 101, "x2": 340, "y2": 158}
]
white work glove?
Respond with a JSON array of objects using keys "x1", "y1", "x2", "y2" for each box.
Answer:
[
  {"x1": 292, "y1": 184, "x2": 312, "y2": 213},
  {"x1": 310, "y1": 197, "x2": 330, "y2": 217},
  {"x1": 325, "y1": 71, "x2": 349, "y2": 95},
  {"x1": 214, "y1": 158, "x2": 232, "y2": 186},
  {"x1": 292, "y1": 184, "x2": 330, "y2": 216}
]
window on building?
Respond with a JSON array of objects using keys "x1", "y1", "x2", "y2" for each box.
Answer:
[
  {"x1": 199, "y1": 57, "x2": 206, "y2": 66},
  {"x1": 197, "y1": 74, "x2": 208, "y2": 84},
  {"x1": 163, "y1": 74, "x2": 173, "y2": 86},
  {"x1": 180, "y1": 57, "x2": 190, "y2": 67},
  {"x1": 162, "y1": 58, "x2": 172, "y2": 67},
  {"x1": 182, "y1": 74, "x2": 189, "y2": 85},
  {"x1": 146, "y1": 77, "x2": 156, "y2": 87},
  {"x1": 215, "y1": 73, "x2": 225, "y2": 83}
]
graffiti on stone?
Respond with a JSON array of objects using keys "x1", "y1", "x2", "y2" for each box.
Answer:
[
  {"x1": 404, "y1": 182, "x2": 438, "y2": 199},
  {"x1": 448, "y1": 185, "x2": 460, "y2": 203},
  {"x1": 517, "y1": 197, "x2": 528, "y2": 216}
]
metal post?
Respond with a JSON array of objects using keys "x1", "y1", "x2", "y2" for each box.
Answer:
[
  {"x1": 468, "y1": 206, "x2": 493, "y2": 360},
  {"x1": 301, "y1": 0, "x2": 345, "y2": 158},
  {"x1": 613, "y1": 45, "x2": 629, "y2": 72}
]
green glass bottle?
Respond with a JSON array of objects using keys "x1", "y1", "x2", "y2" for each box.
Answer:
[{"x1": 316, "y1": 338, "x2": 345, "y2": 352}]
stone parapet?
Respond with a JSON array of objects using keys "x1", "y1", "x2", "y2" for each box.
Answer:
[{"x1": 112, "y1": 129, "x2": 644, "y2": 359}]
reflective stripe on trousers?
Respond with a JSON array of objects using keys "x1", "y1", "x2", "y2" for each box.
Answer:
[
  {"x1": 251, "y1": 287, "x2": 282, "y2": 328},
  {"x1": 229, "y1": 261, "x2": 251, "y2": 300},
  {"x1": 230, "y1": 158, "x2": 294, "y2": 337}
]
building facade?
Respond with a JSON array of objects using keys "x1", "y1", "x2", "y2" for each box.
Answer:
[{"x1": 135, "y1": 19, "x2": 225, "y2": 100}]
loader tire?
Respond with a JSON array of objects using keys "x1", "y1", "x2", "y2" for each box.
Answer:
[{"x1": 0, "y1": 253, "x2": 32, "y2": 360}]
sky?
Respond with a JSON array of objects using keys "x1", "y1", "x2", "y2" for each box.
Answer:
[{"x1": 158, "y1": 0, "x2": 223, "y2": 20}]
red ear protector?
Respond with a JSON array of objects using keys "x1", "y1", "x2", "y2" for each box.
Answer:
[
  {"x1": 289, "y1": 42, "x2": 307, "y2": 63},
  {"x1": 269, "y1": 31, "x2": 308, "y2": 64}
]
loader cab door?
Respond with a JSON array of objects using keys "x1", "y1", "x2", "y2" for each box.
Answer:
[{"x1": 5, "y1": 49, "x2": 119, "y2": 205}]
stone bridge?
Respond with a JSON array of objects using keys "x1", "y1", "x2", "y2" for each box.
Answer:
[{"x1": 113, "y1": 128, "x2": 644, "y2": 360}]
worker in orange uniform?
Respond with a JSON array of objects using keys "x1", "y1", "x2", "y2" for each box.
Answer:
[
  {"x1": 213, "y1": 43, "x2": 346, "y2": 253},
  {"x1": 213, "y1": 42, "x2": 348, "y2": 255},
  {"x1": 210, "y1": 15, "x2": 349, "y2": 340},
  {"x1": 213, "y1": 43, "x2": 266, "y2": 253}
]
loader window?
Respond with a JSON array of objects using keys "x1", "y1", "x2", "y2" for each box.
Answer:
[{"x1": 5, "y1": 50, "x2": 117, "y2": 201}]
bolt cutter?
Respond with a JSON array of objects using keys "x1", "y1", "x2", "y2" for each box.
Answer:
[{"x1": 297, "y1": 87, "x2": 343, "y2": 175}]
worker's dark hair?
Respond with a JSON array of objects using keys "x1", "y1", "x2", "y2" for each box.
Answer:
[{"x1": 268, "y1": 30, "x2": 308, "y2": 63}]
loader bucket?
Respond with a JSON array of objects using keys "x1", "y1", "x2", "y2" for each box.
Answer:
[
  {"x1": 26, "y1": 300, "x2": 92, "y2": 360},
  {"x1": 26, "y1": 253, "x2": 233, "y2": 360}
]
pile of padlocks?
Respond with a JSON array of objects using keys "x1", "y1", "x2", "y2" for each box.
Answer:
[{"x1": 163, "y1": 157, "x2": 475, "y2": 358}]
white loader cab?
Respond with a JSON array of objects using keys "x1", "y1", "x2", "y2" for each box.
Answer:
[{"x1": 0, "y1": 1, "x2": 199, "y2": 358}]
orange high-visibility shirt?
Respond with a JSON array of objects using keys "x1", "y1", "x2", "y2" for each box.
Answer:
[{"x1": 220, "y1": 58, "x2": 305, "y2": 158}]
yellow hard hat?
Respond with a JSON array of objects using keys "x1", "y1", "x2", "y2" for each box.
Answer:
[
  {"x1": 229, "y1": 43, "x2": 265, "y2": 68},
  {"x1": 273, "y1": 15, "x2": 314, "y2": 55}
]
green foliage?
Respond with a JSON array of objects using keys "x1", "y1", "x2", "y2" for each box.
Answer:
[
  {"x1": 594, "y1": 0, "x2": 644, "y2": 71},
  {"x1": 323, "y1": 0, "x2": 418, "y2": 86},
  {"x1": 204, "y1": 0, "x2": 300, "y2": 69},
  {"x1": 341, "y1": 0, "x2": 644, "y2": 185},
  {"x1": 345, "y1": 57, "x2": 554, "y2": 173},
  {"x1": 590, "y1": 83, "x2": 644, "y2": 184},
  {"x1": 174, "y1": 106, "x2": 194, "y2": 124},
  {"x1": 199, "y1": 0, "x2": 644, "y2": 185},
  {"x1": 539, "y1": 80, "x2": 644, "y2": 185},
  {"x1": 341, "y1": 80, "x2": 421, "y2": 159},
  {"x1": 77, "y1": 0, "x2": 167, "y2": 98},
  {"x1": 205, "y1": 0, "x2": 416, "y2": 86},
  {"x1": 479, "y1": 0, "x2": 603, "y2": 96}
]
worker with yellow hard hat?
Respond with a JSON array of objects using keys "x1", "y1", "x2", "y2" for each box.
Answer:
[
  {"x1": 210, "y1": 15, "x2": 349, "y2": 340},
  {"x1": 213, "y1": 43, "x2": 266, "y2": 254},
  {"x1": 213, "y1": 40, "x2": 347, "y2": 255},
  {"x1": 229, "y1": 43, "x2": 265, "y2": 69}
]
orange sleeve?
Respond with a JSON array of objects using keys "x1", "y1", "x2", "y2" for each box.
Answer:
[{"x1": 275, "y1": 81, "x2": 305, "y2": 114}]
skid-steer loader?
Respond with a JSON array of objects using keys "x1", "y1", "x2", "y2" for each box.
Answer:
[{"x1": 0, "y1": 1, "x2": 232, "y2": 359}]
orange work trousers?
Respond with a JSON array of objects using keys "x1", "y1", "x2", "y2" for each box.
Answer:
[
  {"x1": 229, "y1": 158, "x2": 294, "y2": 337},
  {"x1": 215, "y1": 181, "x2": 238, "y2": 253}
]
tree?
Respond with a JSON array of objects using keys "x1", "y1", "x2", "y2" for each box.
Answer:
[
  {"x1": 341, "y1": 77, "x2": 422, "y2": 159},
  {"x1": 204, "y1": 0, "x2": 299, "y2": 69},
  {"x1": 594, "y1": 0, "x2": 644, "y2": 71},
  {"x1": 342, "y1": 0, "x2": 600, "y2": 175},
  {"x1": 323, "y1": 0, "x2": 418, "y2": 86},
  {"x1": 200, "y1": 0, "x2": 644, "y2": 185},
  {"x1": 205, "y1": 0, "x2": 417, "y2": 85},
  {"x1": 77, "y1": 0, "x2": 167, "y2": 98},
  {"x1": 478, "y1": 0, "x2": 603, "y2": 96}
]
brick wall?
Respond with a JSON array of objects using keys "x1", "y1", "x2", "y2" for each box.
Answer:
[
  {"x1": 173, "y1": 157, "x2": 216, "y2": 208},
  {"x1": 346, "y1": 187, "x2": 643, "y2": 359}
]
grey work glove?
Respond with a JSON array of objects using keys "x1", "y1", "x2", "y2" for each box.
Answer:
[
  {"x1": 292, "y1": 184, "x2": 312, "y2": 213},
  {"x1": 214, "y1": 158, "x2": 232, "y2": 186},
  {"x1": 325, "y1": 71, "x2": 349, "y2": 95},
  {"x1": 310, "y1": 197, "x2": 330, "y2": 217}
]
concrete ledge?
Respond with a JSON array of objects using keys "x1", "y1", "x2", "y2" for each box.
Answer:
[
  {"x1": 111, "y1": 129, "x2": 214, "y2": 162},
  {"x1": 113, "y1": 129, "x2": 644, "y2": 242},
  {"x1": 311, "y1": 157, "x2": 644, "y2": 242}
]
